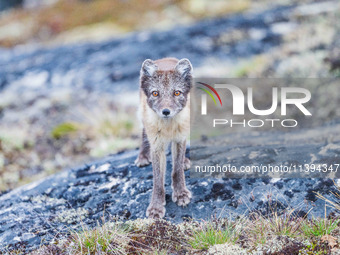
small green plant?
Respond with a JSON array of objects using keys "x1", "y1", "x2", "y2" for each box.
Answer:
[
  {"x1": 51, "y1": 122, "x2": 80, "y2": 139},
  {"x1": 189, "y1": 219, "x2": 240, "y2": 250},
  {"x1": 301, "y1": 218, "x2": 339, "y2": 238}
]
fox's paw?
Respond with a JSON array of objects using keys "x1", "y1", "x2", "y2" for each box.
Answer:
[
  {"x1": 184, "y1": 157, "x2": 191, "y2": 170},
  {"x1": 135, "y1": 154, "x2": 151, "y2": 167},
  {"x1": 172, "y1": 188, "x2": 192, "y2": 206},
  {"x1": 146, "y1": 203, "x2": 165, "y2": 219}
]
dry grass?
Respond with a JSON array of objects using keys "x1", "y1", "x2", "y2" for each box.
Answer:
[
  {"x1": 244, "y1": 209, "x2": 305, "y2": 248},
  {"x1": 69, "y1": 222, "x2": 130, "y2": 254},
  {"x1": 316, "y1": 180, "x2": 340, "y2": 213}
]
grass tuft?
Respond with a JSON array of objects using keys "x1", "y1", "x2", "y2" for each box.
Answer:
[
  {"x1": 301, "y1": 217, "x2": 340, "y2": 238},
  {"x1": 188, "y1": 218, "x2": 240, "y2": 250},
  {"x1": 70, "y1": 222, "x2": 130, "y2": 254}
]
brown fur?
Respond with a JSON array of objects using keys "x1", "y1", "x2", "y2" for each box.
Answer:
[{"x1": 135, "y1": 57, "x2": 192, "y2": 218}]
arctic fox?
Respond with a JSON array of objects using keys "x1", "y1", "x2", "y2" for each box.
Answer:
[{"x1": 135, "y1": 57, "x2": 192, "y2": 219}]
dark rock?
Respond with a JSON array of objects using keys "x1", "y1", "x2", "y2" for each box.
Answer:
[
  {"x1": 118, "y1": 209, "x2": 131, "y2": 220},
  {"x1": 211, "y1": 183, "x2": 225, "y2": 193},
  {"x1": 275, "y1": 182, "x2": 284, "y2": 189},
  {"x1": 262, "y1": 179, "x2": 270, "y2": 184},
  {"x1": 254, "y1": 200, "x2": 288, "y2": 216},
  {"x1": 292, "y1": 210, "x2": 308, "y2": 218},
  {"x1": 181, "y1": 215, "x2": 192, "y2": 221},
  {"x1": 228, "y1": 199, "x2": 239, "y2": 208},
  {"x1": 284, "y1": 190, "x2": 294, "y2": 198},
  {"x1": 305, "y1": 189, "x2": 318, "y2": 202},
  {"x1": 232, "y1": 182, "x2": 242, "y2": 190},
  {"x1": 326, "y1": 25, "x2": 340, "y2": 72}
]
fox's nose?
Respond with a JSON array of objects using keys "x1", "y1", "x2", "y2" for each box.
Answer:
[{"x1": 162, "y1": 109, "x2": 171, "y2": 116}]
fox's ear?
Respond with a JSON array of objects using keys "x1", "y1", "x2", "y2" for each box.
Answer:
[
  {"x1": 141, "y1": 59, "x2": 158, "y2": 77},
  {"x1": 175, "y1": 58, "x2": 193, "y2": 77}
]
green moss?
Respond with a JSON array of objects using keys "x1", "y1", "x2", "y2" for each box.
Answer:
[{"x1": 51, "y1": 122, "x2": 80, "y2": 139}]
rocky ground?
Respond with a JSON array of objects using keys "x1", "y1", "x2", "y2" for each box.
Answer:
[
  {"x1": 0, "y1": 0, "x2": 340, "y2": 253},
  {"x1": 1, "y1": 125, "x2": 340, "y2": 252}
]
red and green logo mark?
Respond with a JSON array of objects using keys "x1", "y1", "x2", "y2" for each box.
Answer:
[{"x1": 197, "y1": 82, "x2": 222, "y2": 106}]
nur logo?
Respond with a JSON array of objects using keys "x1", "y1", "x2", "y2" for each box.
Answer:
[{"x1": 197, "y1": 82, "x2": 312, "y2": 117}]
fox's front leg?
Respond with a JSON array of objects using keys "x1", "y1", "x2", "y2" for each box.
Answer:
[
  {"x1": 135, "y1": 128, "x2": 151, "y2": 167},
  {"x1": 146, "y1": 146, "x2": 166, "y2": 219},
  {"x1": 172, "y1": 140, "x2": 192, "y2": 206}
]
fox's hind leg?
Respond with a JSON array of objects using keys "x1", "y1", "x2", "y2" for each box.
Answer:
[{"x1": 135, "y1": 128, "x2": 151, "y2": 167}]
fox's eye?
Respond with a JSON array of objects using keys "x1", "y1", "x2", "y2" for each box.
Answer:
[
  {"x1": 174, "y1": 91, "x2": 181, "y2": 96},
  {"x1": 152, "y1": 91, "x2": 159, "y2": 97}
]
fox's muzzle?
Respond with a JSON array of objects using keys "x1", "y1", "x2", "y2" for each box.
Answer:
[{"x1": 162, "y1": 108, "x2": 171, "y2": 117}]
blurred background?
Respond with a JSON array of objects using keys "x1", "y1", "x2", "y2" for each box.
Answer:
[{"x1": 0, "y1": 0, "x2": 339, "y2": 192}]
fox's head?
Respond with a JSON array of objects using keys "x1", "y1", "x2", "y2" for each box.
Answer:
[{"x1": 140, "y1": 58, "x2": 193, "y2": 119}]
